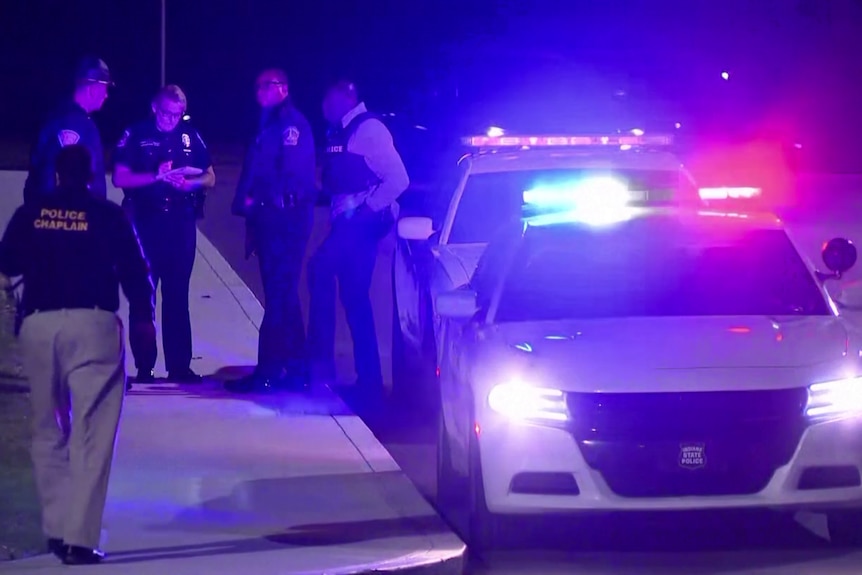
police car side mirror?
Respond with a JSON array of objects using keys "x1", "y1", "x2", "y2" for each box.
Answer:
[
  {"x1": 398, "y1": 216, "x2": 435, "y2": 241},
  {"x1": 437, "y1": 289, "x2": 478, "y2": 319},
  {"x1": 820, "y1": 237, "x2": 857, "y2": 281}
]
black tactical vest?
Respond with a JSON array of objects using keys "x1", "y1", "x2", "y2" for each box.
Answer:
[{"x1": 321, "y1": 111, "x2": 381, "y2": 198}]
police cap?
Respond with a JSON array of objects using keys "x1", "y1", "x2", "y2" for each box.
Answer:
[{"x1": 74, "y1": 56, "x2": 114, "y2": 86}]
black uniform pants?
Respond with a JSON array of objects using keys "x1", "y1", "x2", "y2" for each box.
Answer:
[
  {"x1": 250, "y1": 206, "x2": 313, "y2": 378},
  {"x1": 132, "y1": 210, "x2": 197, "y2": 374},
  {"x1": 307, "y1": 208, "x2": 392, "y2": 388}
]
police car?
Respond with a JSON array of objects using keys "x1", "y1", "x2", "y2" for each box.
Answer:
[
  {"x1": 391, "y1": 130, "x2": 698, "y2": 403},
  {"x1": 431, "y1": 179, "x2": 862, "y2": 550}
]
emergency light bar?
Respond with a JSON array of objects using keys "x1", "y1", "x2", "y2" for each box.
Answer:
[
  {"x1": 462, "y1": 134, "x2": 674, "y2": 148},
  {"x1": 698, "y1": 187, "x2": 761, "y2": 200}
]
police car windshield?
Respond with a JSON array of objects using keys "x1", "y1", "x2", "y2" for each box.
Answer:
[
  {"x1": 450, "y1": 168, "x2": 681, "y2": 244},
  {"x1": 495, "y1": 223, "x2": 830, "y2": 322}
]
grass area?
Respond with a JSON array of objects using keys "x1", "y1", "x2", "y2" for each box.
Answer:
[
  {"x1": 0, "y1": 382, "x2": 41, "y2": 562},
  {"x1": 0, "y1": 288, "x2": 41, "y2": 562}
]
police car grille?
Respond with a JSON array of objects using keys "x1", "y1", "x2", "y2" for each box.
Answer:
[{"x1": 566, "y1": 389, "x2": 809, "y2": 497}]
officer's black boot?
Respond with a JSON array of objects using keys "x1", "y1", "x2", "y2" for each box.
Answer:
[
  {"x1": 224, "y1": 371, "x2": 280, "y2": 394},
  {"x1": 135, "y1": 369, "x2": 155, "y2": 383},
  {"x1": 168, "y1": 368, "x2": 202, "y2": 384},
  {"x1": 47, "y1": 538, "x2": 65, "y2": 560},
  {"x1": 128, "y1": 369, "x2": 155, "y2": 390},
  {"x1": 61, "y1": 545, "x2": 104, "y2": 565},
  {"x1": 283, "y1": 360, "x2": 312, "y2": 392}
]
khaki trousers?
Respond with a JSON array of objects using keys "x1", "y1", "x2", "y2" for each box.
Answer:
[{"x1": 19, "y1": 308, "x2": 126, "y2": 549}]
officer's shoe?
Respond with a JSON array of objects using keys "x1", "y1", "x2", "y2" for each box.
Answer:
[
  {"x1": 61, "y1": 545, "x2": 105, "y2": 565},
  {"x1": 168, "y1": 368, "x2": 202, "y2": 384},
  {"x1": 134, "y1": 369, "x2": 156, "y2": 384},
  {"x1": 224, "y1": 373, "x2": 279, "y2": 394},
  {"x1": 282, "y1": 364, "x2": 312, "y2": 392},
  {"x1": 47, "y1": 538, "x2": 65, "y2": 560}
]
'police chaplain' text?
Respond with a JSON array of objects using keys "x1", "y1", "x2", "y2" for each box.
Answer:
[{"x1": 34, "y1": 208, "x2": 89, "y2": 232}]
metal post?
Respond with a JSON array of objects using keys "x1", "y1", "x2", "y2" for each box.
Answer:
[{"x1": 160, "y1": 0, "x2": 166, "y2": 86}]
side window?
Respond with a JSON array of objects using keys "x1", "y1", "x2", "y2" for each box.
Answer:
[
  {"x1": 450, "y1": 173, "x2": 526, "y2": 244},
  {"x1": 471, "y1": 227, "x2": 519, "y2": 308}
]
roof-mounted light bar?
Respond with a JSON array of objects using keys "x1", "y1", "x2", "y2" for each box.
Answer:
[
  {"x1": 698, "y1": 187, "x2": 761, "y2": 200},
  {"x1": 462, "y1": 134, "x2": 674, "y2": 148}
]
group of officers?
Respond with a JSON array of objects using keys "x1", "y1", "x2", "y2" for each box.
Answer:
[{"x1": 0, "y1": 56, "x2": 408, "y2": 564}]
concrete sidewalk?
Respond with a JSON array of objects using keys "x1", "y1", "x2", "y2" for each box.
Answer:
[{"x1": 0, "y1": 172, "x2": 465, "y2": 574}]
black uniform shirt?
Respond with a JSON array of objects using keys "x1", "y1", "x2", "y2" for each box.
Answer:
[
  {"x1": 113, "y1": 118, "x2": 212, "y2": 214},
  {"x1": 0, "y1": 188, "x2": 155, "y2": 323},
  {"x1": 232, "y1": 98, "x2": 317, "y2": 214},
  {"x1": 23, "y1": 101, "x2": 106, "y2": 203}
]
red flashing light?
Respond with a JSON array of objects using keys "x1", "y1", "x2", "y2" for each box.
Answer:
[{"x1": 462, "y1": 134, "x2": 674, "y2": 148}]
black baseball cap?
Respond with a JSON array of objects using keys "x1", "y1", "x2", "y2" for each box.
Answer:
[{"x1": 75, "y1": 57, "x2": 114, "y2": 86}]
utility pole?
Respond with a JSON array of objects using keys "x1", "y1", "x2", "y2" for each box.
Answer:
[{"x1": 160, "y1": 0, "x2": 166, "y2": 86}]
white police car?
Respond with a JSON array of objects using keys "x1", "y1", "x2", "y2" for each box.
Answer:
[
  {"x1": 432, "y1": 184, "x2": 862, "y2": 550},
  {"x1": 391, "y1": 130, "x2": 696, "y2": 403}
]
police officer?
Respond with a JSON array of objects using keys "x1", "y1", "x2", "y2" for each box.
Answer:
[
  {"x1": 307, "y1": 80, "x2": 409, "y2": 402},
  {"x1": 226, "y1": 68, "x2": 317, "y2": 393},
  {"x1": 24, "y1": 57, "x2": 113, "y2": 204},
  {"x1": 112, "y1": 84, "x2": 215, "y2": 385},
  {"x1": 0, "y1": 144, "x2": 156, "y2": 565}
]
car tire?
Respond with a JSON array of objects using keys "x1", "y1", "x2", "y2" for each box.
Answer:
[{"x1": 827, "y1": 510, "x2": 862, "y2": 546}]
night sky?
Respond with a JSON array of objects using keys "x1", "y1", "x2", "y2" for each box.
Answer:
[{"x1": 2, "y1": 0, "x2": 861, "y2": 170}]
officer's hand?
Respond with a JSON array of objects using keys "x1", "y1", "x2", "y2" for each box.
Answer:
[
  {"x1": 156, "y1": 161, "x2": 173, "y2": 180},
  {"x1": 165, "y1": 174, "x2": 189, "y2": 190}
]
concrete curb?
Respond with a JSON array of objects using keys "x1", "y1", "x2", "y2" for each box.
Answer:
[
  {"x1": 193, "y1": 228, "x2": 466, "y2": 575},
  {"x1": 194, "y1": 229, "x2": 265, "y2": 330}
]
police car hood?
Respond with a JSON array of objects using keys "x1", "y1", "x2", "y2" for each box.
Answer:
[{"x1": 484, "y1": 315, "x2": 852, "y2": 393}]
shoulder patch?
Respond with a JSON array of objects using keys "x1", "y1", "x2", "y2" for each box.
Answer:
[
  {"x1": 117, "y1": 129, "x2": 130, "y2": 148},
  {"x1": 58, "y1": 130, "x2": 81, "y2": 147},
  {"x1": 182, "y1": 133, "x2": 191, "y2": 148},
  {"x1": 283, "y1": 126, "x2": 300, "y2": 146}
]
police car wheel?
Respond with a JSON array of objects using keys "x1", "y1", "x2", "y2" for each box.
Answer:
[{"x1": 827, "y1": 510, "x2": 862, "y2": 546}]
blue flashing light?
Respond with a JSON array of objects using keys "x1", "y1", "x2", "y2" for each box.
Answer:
[{"x1": 523, "y1": 177, "x2": 639, "y2": 226}]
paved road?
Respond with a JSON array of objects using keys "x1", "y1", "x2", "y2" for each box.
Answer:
[{"x1": 199, "y1": 167, "x2": 862, "y2": 574}]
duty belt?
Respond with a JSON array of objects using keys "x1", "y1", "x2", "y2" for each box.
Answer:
[
  {"x1": 251, "y1": 192, "x2": 305, "y2": 210},
  {"x1": 132, "y1": 191, "x2": 203, "y2": 215}
]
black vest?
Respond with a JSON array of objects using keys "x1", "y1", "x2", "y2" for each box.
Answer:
[{"x1": 322, "y1": 111, "x2": 381, "y2": 198}]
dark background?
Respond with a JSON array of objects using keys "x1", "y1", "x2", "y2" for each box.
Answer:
[{"x1": 1, "y1": 0, "x2": 861, "y2": 172}]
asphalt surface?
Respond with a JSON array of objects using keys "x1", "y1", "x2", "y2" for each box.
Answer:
[{"x1": 200, "y1": 166, "x2": 862, "y2": 574}]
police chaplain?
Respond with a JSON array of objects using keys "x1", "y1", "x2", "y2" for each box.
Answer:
[
  {"x1": 226, "y1": 68, "x2": 317, "y2": 393},
  {"x1": 23, "y1": 57, "x2": 113, "y2": 204},
  {"x1": 307, "y1": 79, "x2": 409, "y2": 403},
  {"x1": 112, "y1": 85, "x2": 215, "y2": 385},
  {"x1": 0, "y1": 144, "x2": 156, "y2": 564}
]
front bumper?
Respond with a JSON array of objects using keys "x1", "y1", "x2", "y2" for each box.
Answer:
[{"x1": 477, "y1": 388, "x2": 862, "y2": 514}]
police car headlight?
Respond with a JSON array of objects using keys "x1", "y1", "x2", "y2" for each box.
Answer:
[
  {"x1": 807, "y1": 377, "x2": 862, "y2": 418},
  {"x1": 488, "y1": 382, "x2": 569, "y2": 423}
]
